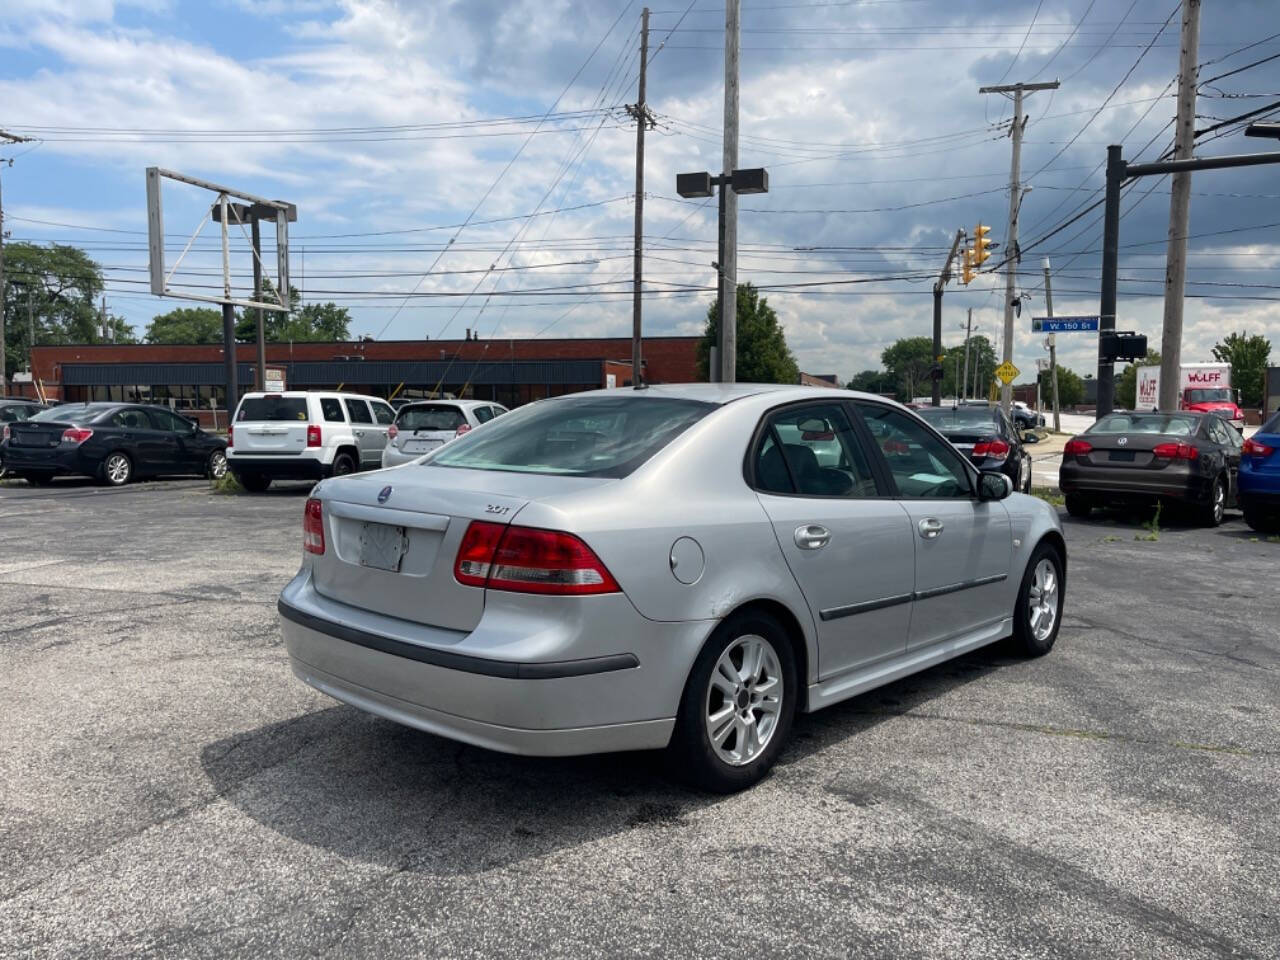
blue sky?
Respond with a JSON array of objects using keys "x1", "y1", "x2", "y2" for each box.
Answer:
[{"x1": 2, "y1": 0, "x2": 1278, "y2": 382}]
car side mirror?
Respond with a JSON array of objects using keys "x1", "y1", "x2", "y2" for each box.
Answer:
[{"x1": 978, "y1": 470, "x2": 1013, "y2": 501}]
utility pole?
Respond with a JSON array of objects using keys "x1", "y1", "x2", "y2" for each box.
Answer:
[
  {"x1": 720, "y1": 0, "x2": 740, "y2": 382},
  {"x1": 978, "y1": 81, "x2": 1059, "y2": 416},
  {"x1": 252, "y1": 216, "x2": 266, "y2": 390},
  {"x1": 1043, "y1": 258, "x2": 1061, "y2": 433},
  {"x1": 0, "y1": 130, "x2": 34, "y2": 398},
  {"x1": 962, "y1": 308, "x2": 973, "y2": 401},
  {"x1": 627, "y1": 8, "x2": 654, "y2": 389},
  {"x1": 931, "y1": 229, "x2": 965, "y2": 406},
  {"x1": 99, "y1": 296, "x2": 106, "y2": 341},
  {"x1": 1158, "y1": 0, "x2": 1201, "y2": 412}
]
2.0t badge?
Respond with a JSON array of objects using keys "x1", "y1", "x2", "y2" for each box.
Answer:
[{"x1": 377, "y1": 485, "x2": 393, "y2": 504}]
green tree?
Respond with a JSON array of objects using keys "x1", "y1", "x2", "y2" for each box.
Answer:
[
  {"x1": 847, "y1": 369, "x2": 894, "y2": 394},
  {"x1": 1115, "y1": 349, "x2": 1161, "y2": 410},
  {"x1": 880, "y1": 336, "x2": 935, "y2": 401},
  {"x1": 144, "y1": 307, "x2": 225, "y2": 344},
  {"x1": 696, "y1": 283, "x2": 799, "y2": 383},
  {"x1": 1, "y1": 242, "x2": 135, "y2": 377},
  {"x1": 234, "y1": 280, "x2": 351, "y2": 343},
  {"x1": 1212, "y1": 331, "x2": 1271, "y2": 410},
  {"x1": 1039, "y1": 365, "x2": 1083, "y2": 407}
]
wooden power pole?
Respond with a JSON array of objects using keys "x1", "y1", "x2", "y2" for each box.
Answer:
[
  {"x1": 1159, "y1": 0, "x2": 1201, "y2": 411},
  {"x1": 627, "y1": 8, "x2": 654, "y2": 389}
]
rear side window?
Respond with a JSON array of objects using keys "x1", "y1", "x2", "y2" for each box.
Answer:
[
  {"x1": 344, "y1": 398, "x2": 373, "y2": 424},
  {"x1": 473, "y1": 406, "x2": 495, "y2": 424},
  {"x1": 238, "y1": 396, "x2": 308, "y2": 422},
  {"x1": 371, "y1": 402, "x2": 395, "y2": 425},
  {"x1": 320, "y1": 398, "x2": 345, "y2": 422},
  {"x1": 111, "y1": 409, "x2": 151, "y2": 429},
  {"x1": 430, "y1": 396, "x2": 715, "y2": 478},
  {"x1": 397, "y1": 404, "x2": 465, "y2": 431},
  {"x1": 752, "y1": 403, "x2": 878, "y2": 497}
]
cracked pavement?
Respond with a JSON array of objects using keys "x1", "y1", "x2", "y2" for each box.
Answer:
[{"x1": 1, "y1": 477, "x2": 1277, "y2": 959}]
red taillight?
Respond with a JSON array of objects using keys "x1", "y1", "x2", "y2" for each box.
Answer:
[
  {"x1": 227, "y1": 424, "x2": 233, "y2": 448},
  {"x1": 306, "y1": 424, "x2": 322, "y2": 447},
  {"x1": 1064, "y1": 438, "x2": 1092, "y2": 456},
  {"x1": 303, "y1": 498, "x2": 325, "y2": 554},
  {"x1": 454, "y1": 521, "x2": 620, "y2": 595},
  {"x1": 62, "y1": 427, "x2": 93, "y2": 444},
  {"x1": 455, "y1": 423, "x2": 472, "y2": 437},
  {"x1": 387, "y1": 424, "x2": 398, "y2": 441},
  {"x1": 972, "y1": 438, "x2": 1010, "y2": 458},
  {"x1": 1153, "y1": 441, "x2": 1198, "y2": 460},
  {"x1": 1243, "y1": 437, "x2": 1275, "y2": 457}
]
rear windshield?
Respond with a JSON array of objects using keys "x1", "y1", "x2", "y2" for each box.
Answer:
[
  {"x1": 428, "y1": 396, "x2": 716, "y2": 478},
  {"x1": 397, "y1": 404, "x2": 464, "y2": 432},
  {"x1": 915, "y1": 407, "x2": 996, "y2": 429},
  {"x1": 236, "y1": 396, "x2": 308, "y2": 422},
  {"x1": 30, "y1": 404, "x2": 108, "y2": 423},
  {"x1": 1262, "y1": 411, "x2": 1280, "y2": 434},
  {"x1": 1090, "y1": 414, "x2": 1198, "y2": 436}
]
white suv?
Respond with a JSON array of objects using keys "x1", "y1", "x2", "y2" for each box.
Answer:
[
  {"x1": 382, "y1": 399, "x2": 508, "y2": 468},
  {"x1": 228, "y1": 391, "x2": 396, "y2": 491}
]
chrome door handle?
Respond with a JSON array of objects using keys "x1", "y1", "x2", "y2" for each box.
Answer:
[
  {"x1": 794, "y1": 524, "x2": 831, "y2": 550},
  {"x1": 918, "y1": 518, "x2": 944, "y2": 539}
]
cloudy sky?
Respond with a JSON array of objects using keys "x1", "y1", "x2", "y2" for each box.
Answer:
[{"x1": 1, "y1": 0, "x2": 1278, "y2": 384}]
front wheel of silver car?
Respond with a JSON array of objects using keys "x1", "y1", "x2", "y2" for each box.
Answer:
[
  {"x1": 1010, "y1": 543, "x2": 1064, "y2": 657},
  {"x1": 668, "y1": 610, "x2": 797, "y2": 793}
]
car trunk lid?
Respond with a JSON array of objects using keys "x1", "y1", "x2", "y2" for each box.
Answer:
[
  {"x1": 309, "y1": 465, "x2": 609, "y2": 632},
  {"x1": 8, "y1": 422, "x2": 70, "y2": 448},
  {"x1": 1079, "y1": 434, "x2": 1184, "y2": 469}
]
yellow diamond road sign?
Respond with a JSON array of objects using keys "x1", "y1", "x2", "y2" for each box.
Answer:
[{"x1": 994, "y1": 361, "x2": 1020, "y2": 386}]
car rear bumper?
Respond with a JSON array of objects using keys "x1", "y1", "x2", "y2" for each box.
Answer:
[
  {"x1": 380, "y1": 446, "x2": 429, "y2": 469},
  {"x1": 277, "y1": 571, "x2": 703, "y2": 756},
  {"x1": 1059, "y1": 462, "x2": 1211, "y2": 502},
  {"x1": 0, "y1": 443, "x2": 93, "y2": 477},
  {"x1": 228, "y1": 454, "x2": 327, "y2": 480}
]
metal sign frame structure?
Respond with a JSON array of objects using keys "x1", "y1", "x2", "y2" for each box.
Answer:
[{"x1": 146, "y1": 167, "x2": 293, "y2": 313}]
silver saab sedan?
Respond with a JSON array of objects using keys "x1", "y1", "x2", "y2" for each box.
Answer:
[{"x1": 278, "y1": 384, "x2": 1066, "y2": 792}]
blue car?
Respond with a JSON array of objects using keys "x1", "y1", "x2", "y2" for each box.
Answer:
[{"x1": 1239, "y1": 410, "x2": 1280, "y2": 532}]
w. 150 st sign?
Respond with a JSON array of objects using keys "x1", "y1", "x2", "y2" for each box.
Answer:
[{"x1": 1031, "y1": 315, "x2": 1099, "y2": 333}]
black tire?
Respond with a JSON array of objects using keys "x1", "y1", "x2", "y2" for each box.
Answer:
[
  {"x1": 1242, "y1": 499, "x2": 1279, "y2": 533},
  {"x1": 206, "y1": 449, "x2": 228, "y2": 480},
  {"x1": 23, "y1": 472, "x2": 54, "y2": 487},
  {"x1": 667, "y1": 609, "x2": 798, "y2": 794},
  {"x1": 99, "y1": 451, "x2": 132, "y2": 487},
  {"x1": 1010, "y1": 542, "x2": 1065, "y2": 658},
  {"x1": 237, "y1": 472, "x2": 272, "y2": 492},
  {"x1": 331, "y1": 451, "x2": 357, "y2": 477},
  {"x1": 1064, "y1": 493, "x2": 1092, "y2": 518},
  {"x1": 1199, "y1": 474, "x2": 1226, "y2": 528}
]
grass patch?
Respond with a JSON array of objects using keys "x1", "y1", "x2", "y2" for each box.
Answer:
[
  {"x1": 1102, "y1": 535, "x2": 1121, "y2": 543},
  {"x1": 210, "y1": 472, "x2": 243, "y2": 495},
  {"x1": 1032, "y1": 487, "x2": 1064, "y2": 507},
  {"x1": 1134, "y1": 501, "x2": 1162, "y2": 542}
]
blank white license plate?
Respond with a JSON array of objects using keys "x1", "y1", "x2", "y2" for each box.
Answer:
[
  {"x1": 358, "y1": 522, "x2": 407, "y2": 572},
  {"x1": 403, "y1": 439, "x2": 443, "y2": 453}
]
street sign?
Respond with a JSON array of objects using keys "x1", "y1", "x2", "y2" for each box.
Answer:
[
  {"x1": 1036, "y1": 358, "x2": 1050, "y2": 371},
  {"x1": 1031, "y1": 315, "x2": 1100, "y2": 333},
  {"x1": 994, "y1": 361, "x2": 1020, "y2": 386}
]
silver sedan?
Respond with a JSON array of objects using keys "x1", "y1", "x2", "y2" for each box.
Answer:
[{"x1": 278, "y1": 384, "x2": 1066, "y2": 792}]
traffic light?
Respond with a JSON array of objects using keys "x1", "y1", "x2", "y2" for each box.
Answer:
[
  {"x1": 972, "y1": 223, "x2": 992, "y2": 268},
  {"x1": 960, "y1": 248, "x2": 975, "y2": 285}
]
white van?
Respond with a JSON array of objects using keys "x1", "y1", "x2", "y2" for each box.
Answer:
[{"x1": 227, "y1": 391, "x2": 395, "y2": 491}]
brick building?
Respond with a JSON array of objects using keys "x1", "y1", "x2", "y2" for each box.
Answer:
[{"x1": 25, "y1": 336, "x2": 700, "y2": 423}]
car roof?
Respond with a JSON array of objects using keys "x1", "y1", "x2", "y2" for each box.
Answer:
[
  {"x1": 396, "y1": 398, "x2": 492, "y2": 408},
  {"x1": 563, "y1": 383, "x2": 855, "y2": 405}
]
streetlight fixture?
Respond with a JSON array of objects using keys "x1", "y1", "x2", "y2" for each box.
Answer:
[{"x1": 676, "y1": 166, "x2": 768, "y2": 382}]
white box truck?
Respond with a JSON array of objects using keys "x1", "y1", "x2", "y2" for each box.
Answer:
[{"x1": 1135, "y1": 362, "x2": 1243, "y2": 429}]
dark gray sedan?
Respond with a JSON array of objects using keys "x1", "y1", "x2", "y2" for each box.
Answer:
[{"x1": 1059, "y1": 411, "x2": 1242, "y2": 525}]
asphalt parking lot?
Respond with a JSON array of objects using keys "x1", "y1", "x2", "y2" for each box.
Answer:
[{"x1": 2, "y1": 479, "x2": 1277, "y2": 959}]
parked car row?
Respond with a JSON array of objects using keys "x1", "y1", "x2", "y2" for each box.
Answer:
[{"x1": 225, "y1": 391, "x2": 508, "y2": 490}]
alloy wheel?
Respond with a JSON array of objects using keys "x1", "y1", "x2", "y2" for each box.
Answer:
[
  {"x1": 209, "y1": 451, "x2": 227, "y2": 479},
  {"x1": 1213, "y1": 479, "x2": 1225, "y2": 524},
  {"x1": 1027, "y1": 558, "x2": 1059, "y2": 643},
  {"x1": 106, "y1": 454, "x2": 130, "y2": 485},
  {"x1": 704, "y1": 634, "x2": 783, "y2": 766}
]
